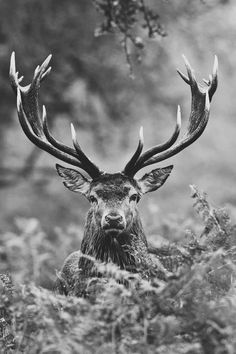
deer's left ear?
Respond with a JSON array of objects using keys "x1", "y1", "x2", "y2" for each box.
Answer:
[
  {"x1": 56, "y1": 164, "x2": 91, "y2": 195},
  {"x1": 137, "y1": 165, "x2": 173, "y2": 194}
]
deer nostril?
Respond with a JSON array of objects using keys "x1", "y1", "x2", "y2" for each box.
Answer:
[
  {"x1": 105, "y1": 214, "x2": 123, "y2": 224},
  {"x1": 103, "y1": 212, "x2": 126, "y2": 232}
]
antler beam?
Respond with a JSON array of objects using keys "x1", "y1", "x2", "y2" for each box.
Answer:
[{"x1": 9, "y1": 52, "x2": 102, "y2": 179}]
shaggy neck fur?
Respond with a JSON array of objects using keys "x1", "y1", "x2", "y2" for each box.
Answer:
[{"x1": 79, "y1": 209, "x2": 148, "y2": 274}]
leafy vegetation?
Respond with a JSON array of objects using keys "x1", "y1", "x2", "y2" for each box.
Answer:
[
  {"x1": 1, "y1": 186, "x2": 236, "y2": 353},
  {"x1": 93, "y1": 0, "x2": 166, "y2": 73}
]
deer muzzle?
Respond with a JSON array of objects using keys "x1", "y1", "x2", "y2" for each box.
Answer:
[{"x1": 102, "y1": 211, "x2": 126, "y2": 235}]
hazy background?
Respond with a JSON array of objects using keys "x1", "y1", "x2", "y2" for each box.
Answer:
[{"x1": 1, "y1": 0, "x2": 236, "y2": 241}]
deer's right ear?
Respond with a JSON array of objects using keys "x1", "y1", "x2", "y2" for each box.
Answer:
[{"x1": 56, "y1": 164, "x2": 91, "y2": 195}]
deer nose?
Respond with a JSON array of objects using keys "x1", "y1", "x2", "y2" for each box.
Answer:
[
  {"x1": 103, "y1": 212, "x2": 125, "y2": 230},
  {"x1": 105, "y1": 213, "x2": 123, "y2": 226}
]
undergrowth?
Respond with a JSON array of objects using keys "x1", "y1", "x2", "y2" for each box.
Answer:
[{"x1": 1, "y1": 185, "x2": 236, "y2": 353}]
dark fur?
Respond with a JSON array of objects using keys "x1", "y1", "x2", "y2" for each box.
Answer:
[{"x1": 79, "y1": 209, "x2": 147, "y2": 271}]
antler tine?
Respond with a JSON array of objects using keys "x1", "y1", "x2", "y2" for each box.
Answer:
[
  {"x1": 140, "y1": 92, "x2": 210, "y2": 168},
  {"x1": 71, "y1": 123, "x2": 101, "y2": 178},
  {"x1": 124, "y1": 56, "x2": 217, "y2": 176},
  {"x1": 123, "y1": 127, "x2": 144, "y2": 176},
  {"x1": 16, "y1": 88, "x2": 83, "y2": 168},
  {"x1": 11, "y1": 52, "x2": 102, "y2": 179},
  {"x1": 182, "y1": 55, "x2": 198, "y2": 89},
  {"x1": 208, "y1": 55, "x2": 218, "y2": 100},
  {"x1": 32, "y1": 54, "x2": 52, "y2": 84},
  {"x1": 10, "y1": 52, "x2": 23, "y2": 94},
  {"x1": 42, "y1": 106, "x2": 80, "y2": 159},
  {"x1": 131, "y1": 106, "x2": 181, "y2": 173},
  {"x1": 10, "y1": 52, "x2": 53, "y2": 138},
  {"x1": 9, "y1": 52, "x2": 16, "y2": 88},
  {"x1": 124, "y1": 106, "x2": 181, "y2": 177},
  {"x1": 42, "y1": 108, "x2": 101, "y2": 177}
]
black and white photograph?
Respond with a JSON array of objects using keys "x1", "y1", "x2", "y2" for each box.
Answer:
[{"x1": 0, "y1": 1, "x2": 236, "y2": 353}]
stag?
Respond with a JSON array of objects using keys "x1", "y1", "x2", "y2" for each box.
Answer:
[{"x1": 9, "y1": 53, "x2": 218, "y2": 295}]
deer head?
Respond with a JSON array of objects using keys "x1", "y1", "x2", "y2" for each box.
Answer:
[
  {"x1": 9, "y1": 52, "x2": 218, "y2": 266},
  {"x1": 55, "y1": 164, "x2": 173, "y2": 237}
]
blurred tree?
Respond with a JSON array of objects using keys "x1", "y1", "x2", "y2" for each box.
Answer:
[
  {"x1": 0, "y1": 0, "x2": 230, "y2": 188},
  {"x1": 0, "y1": 0, "x2": 167, "y2": 186},
  {"x1": 0, "y1": 0, "x2": 223, "y2": 126},
  {"x1": 0, "y1": 0, "x2": 125, "y2": 182}
]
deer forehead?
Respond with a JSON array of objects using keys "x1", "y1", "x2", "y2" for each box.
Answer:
[{"x1": 90, "y1": 173, "x2": 139, "y2": 201}]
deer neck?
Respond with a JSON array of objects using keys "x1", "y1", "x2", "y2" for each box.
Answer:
[{"x1": 80, "y1": 209, "x2": 148, "y2": 271}]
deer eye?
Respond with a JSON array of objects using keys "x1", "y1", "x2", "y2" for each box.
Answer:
[
  {"x1": 89, "y1": 196, "x2": 98, "y2": 204},
  {"x1": 129, "y1": 194, "x2": 140, "y2": 203}
]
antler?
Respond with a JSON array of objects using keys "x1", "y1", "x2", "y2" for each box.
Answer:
[
  {"x1": 123, "y1": 55, "x2": 218, "y2": 177},
  {"x1": 9, "y1": 52, "x2": 102, "y2": 179}
]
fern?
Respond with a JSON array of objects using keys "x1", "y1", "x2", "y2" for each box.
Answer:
[
  {"x1": 190, "y1": 184, "x2": 234, "y2": 250},
  {"x1": 1, "y1": 186, "x2": 236, "y2": 353}
]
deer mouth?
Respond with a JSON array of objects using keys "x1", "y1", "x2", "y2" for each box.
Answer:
[{"x1": 103, "y1": 225, "x2": 125, "y2": 236}]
